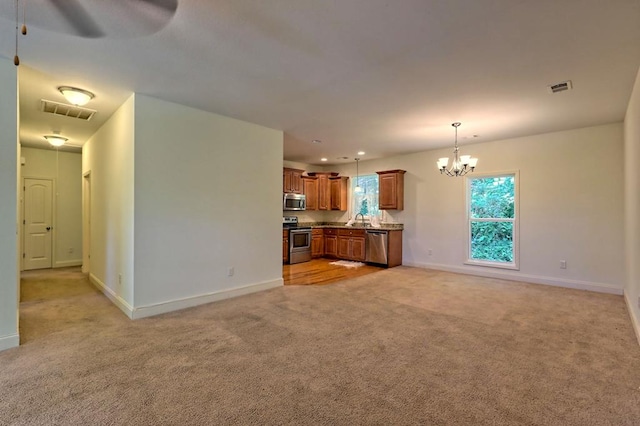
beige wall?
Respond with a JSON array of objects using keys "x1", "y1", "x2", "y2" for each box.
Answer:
[
  {"x1": 0, "y1": 58, "x2": 19, "y2": 351},
  {"x1": 624, "y1": 66, "x2": 640, "y2": 342},
  {"x1": 322, "y1": 124, "x2": 625, "y2": 293},
  {"x1": 132, "y1": 95, "x2": 284, "y2": 316},
  {"x1": 21, "y1": 147, "x2": 82, "y2": 268},
  {"x1": 82, "y1": 95, "x2": 136, "y2": 312}
]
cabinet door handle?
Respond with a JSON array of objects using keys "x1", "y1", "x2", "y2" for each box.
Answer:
[{"x1": 46, "y1": 227, "x2": 51, "y2": 231}]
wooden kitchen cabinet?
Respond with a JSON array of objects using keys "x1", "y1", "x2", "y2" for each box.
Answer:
[
  {"x1": 323, "y1": 228, "x2": 338, "y2": 257},
  {"x1": 283, "y1": 229, "x2": 289, "y2": 263},
  {"x1": 337, "y1": 228, "x2": 366, "y2": 261},
  {"x1": 311, "y1": 228, "x2": 324, "y2": 258},
  {"x1": 307, "y1": 172, "x2": 333, "y2": 210},
  {"x1": 283, "y1": 168, "x2": 304, "y2": 194},
  {"x1": 329, "y1": 176, "x2": 349, "y2": 211},
  {"x1": 387, "y1": 230, "x2": 403, "y2": 267},
  {"x1": 302, "y1": 176, "x2": 318, "y2": 210},
  {"x1": 377, "y1": 170, "x2": 406, "y2": 210}
]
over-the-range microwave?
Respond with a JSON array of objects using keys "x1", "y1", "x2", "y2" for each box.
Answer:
[{"x1": 283, "y1": 193, "x2": 306, "y2": 211}]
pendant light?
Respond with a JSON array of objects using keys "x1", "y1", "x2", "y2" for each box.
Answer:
[
  {"x1": 437, "y1": 122, "x2": 478, "y2": 177},
  {"x1": 354, "y1": 157, "x2": 362, "y2": 193}
]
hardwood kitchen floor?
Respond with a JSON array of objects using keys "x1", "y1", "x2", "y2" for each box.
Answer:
[{"x1": 283, "y1": 258, "x2": 383, "y2": 286}]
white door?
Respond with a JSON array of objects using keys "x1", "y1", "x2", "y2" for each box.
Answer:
[{"x1": 24, "y1": 178, "x2": 53, "y2": 270}]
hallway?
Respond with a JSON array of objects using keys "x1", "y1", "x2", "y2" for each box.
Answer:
[{"x1": 20, "y1": 267, "x2": 125, "y2": 344}]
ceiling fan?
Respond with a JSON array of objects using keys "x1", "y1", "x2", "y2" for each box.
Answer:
[{"x1": 2, "y1": 0, "x2": 178, "y2": 39}]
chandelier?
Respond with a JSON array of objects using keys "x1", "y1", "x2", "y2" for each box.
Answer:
[{"x1": 437, "y1": 122, "x2": 478, "y2": 177}]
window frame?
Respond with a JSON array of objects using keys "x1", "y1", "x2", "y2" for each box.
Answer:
[
  {"x1": 351, "y1": 173, "x2": 380, "y2": 219},
  {"x1": 464, "y1": 170, "x2": 520, "y2": 270}
]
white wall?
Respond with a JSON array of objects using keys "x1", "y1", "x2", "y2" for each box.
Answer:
[
  {"x1": 82, "y1": 95, "x2": 136, "y2": 312},
  {"x1": 132, "y1": 95, "x2": 283, "y2": 315},
  {"x1": 21, "y1": 147, "x2": 82, "y2": 268},
  {"x1": 624, "y1": 66, "x2": 640, "y2": 342},
  {"x1": 330, "y1": 124, "x2": 625, "y2": 293},
  {"x1": 0, "y1": 58, "x2": 19, "y2": 351}
]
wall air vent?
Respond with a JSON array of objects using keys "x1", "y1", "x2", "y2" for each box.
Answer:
[
  {"x1": 547, "y1": 80, "x2": 573, "y2": 94},
  {"x1": 40, "y1": 99, "x2": 97, "y2": 121}
]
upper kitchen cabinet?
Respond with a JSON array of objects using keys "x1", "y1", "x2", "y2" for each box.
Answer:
[
  {"x1": 307, "y1": 172, "x2": 335, "y2": 210},
  {"x1": 283, "y1": 168, "x2": 304, "y2": 194},
  {"x1": 377, "y1": 170, "x2": 406, "y2": 210},
  {"x1": 329, "y1": 176, "x2": 349, "y2": 211},
  {"x1": 302, "y1": 176, "x2": 318, "y2": 210}
]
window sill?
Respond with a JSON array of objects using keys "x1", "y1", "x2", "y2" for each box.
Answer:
[{"x1": 464, "y1": 260, "x2": 519, "y2": 271}]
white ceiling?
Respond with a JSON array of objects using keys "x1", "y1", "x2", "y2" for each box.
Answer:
[{"x1": 2, "y1": 0, "x2": 639, "y2": 164}]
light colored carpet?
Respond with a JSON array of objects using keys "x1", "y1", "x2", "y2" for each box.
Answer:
[{"x1": 2, "y1": 266, "x2": 639, "y2": 425}]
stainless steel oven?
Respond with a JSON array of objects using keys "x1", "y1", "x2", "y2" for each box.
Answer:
[
  {"x1": 283, "y1": 216, "x2": 312, "y2": 264},
  {"x1": 289, "y1": 228, "x2": 312, "y2": 264}
]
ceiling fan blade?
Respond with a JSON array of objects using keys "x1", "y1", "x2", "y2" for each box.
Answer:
[{"x1": 50, "y1": 0, "x2": 105, "y2": 38}]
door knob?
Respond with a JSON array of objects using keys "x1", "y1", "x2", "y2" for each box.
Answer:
[{"x1": 46, "y1": 227, "x2": 51, "y2": 231}]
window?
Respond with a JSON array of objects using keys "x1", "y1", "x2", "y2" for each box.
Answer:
[
  {"x1": 466, "y1": 172, "x2": 518, "y2": 269},
  {"x1": 352, "y1": 174, "x2": 379, "y2": 218}
]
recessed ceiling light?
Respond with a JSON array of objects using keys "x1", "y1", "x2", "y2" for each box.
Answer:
[
  {"x1": 312, "y1": 139, "x2": 322, "y2": 144},
  {"x1": 337, "y1": 156, "x2": 349, "y2": 160},
  {"x1": 58, "y1": 86, "x2": 94, "y2": 106},
  {"x1": 357, "y1": 151, "x2": 365, "y2": 156},
  {"x1": 321, "y1": 158, "x2": 328, "y2": 162}
]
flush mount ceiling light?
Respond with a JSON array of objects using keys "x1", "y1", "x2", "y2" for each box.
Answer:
[
  {"x1": 320, "y1": 158, "x2": 328, "y2": 162},
  {"x1": 44, "y1": 135, "x2": 68, "y2": 147},
  {"x1": 437, "y1": 122, "x2": 478, "y2": 177},
  {"x1": 58, "y1": 86, "x2": 94, "y2": 106},
  {"x1": 357, "y1": 151, "x2": 365, "y2": 156}
]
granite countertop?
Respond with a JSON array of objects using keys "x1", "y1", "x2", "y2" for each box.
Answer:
[{"x1": 299, "y1": 222, "x2": 404, "y2": 231}]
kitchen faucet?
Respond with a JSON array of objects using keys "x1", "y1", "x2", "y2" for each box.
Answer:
[{"x1": 354, "y1": 213, "x2": 366, "y2": 227}]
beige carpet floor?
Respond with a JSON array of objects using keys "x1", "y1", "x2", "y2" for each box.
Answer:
[{"x1": 2, "y1": 266, "x2": 639, "y2": 425}]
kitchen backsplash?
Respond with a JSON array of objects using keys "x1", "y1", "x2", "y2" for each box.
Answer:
[{"x1": 284, "y1": 209, "x2": 403, "y2": 225}]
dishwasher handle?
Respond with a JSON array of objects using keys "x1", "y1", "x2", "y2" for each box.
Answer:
[{"x1": 366, "y1": 230, "x2": 388, "y2": 235}]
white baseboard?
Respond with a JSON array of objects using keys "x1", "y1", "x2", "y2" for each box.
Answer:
[
  {"x1": 54, "y1": 259, "x2": 83, "y2": 268},
  {"x1": 624, "y1": 291, "x2": 640, "y2": 346},
  {"x1": 0, "y1": 333, "x2": 20, "y2": 352},
  {"x1": 131, "y1": 278, "x2": 284, "y2": 320},
  {"x1": 89, "y1": 273, "x2": 134, "y2": 319},
  {"x1": 403, "y1": 261, "x2": 623, "y2": 295}
]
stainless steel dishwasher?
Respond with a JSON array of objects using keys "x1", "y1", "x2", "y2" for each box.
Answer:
[{"x1": 365, "y1": 230, "x2": 388, "y2": 265}]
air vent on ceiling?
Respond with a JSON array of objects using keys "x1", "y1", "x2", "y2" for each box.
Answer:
[
  {"x1": 40, "y1": 99, "x2": 97, "y2": 121},
  {"x1": 547, "y1": 80, "x2": 573, "y2": 94}
]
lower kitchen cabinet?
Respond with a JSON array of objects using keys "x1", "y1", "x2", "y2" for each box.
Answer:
[
  {"x1": 311, "y1": 228, "x2": 324, "y2": 258},
  {"x1": 337, "y1": 229, "x2": 366, "y2": 261},
  {"x1": 283, "y1": 230, "x2": 289, "y2": 263},
  {"x1": 324, "y1": 228, "x2": 338, "y2": 258},
  {"x1": 295, "y1": 227, "x2": 403, "y2": 266}
]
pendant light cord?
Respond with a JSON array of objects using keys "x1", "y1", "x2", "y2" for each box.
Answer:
[{"x1": 14, "y1": 0, "x2": 19, "y2": 65}]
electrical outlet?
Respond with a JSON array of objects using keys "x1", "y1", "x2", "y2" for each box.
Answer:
[
  {"x1": 118, "y1": 274, "x2": 122, "y2": 285},
  {"x1": 428, "y1": 249, "x2": 433, "y2": 256},
  {"x1": 68, "y1": 247, "x2": 74, "y2": 254},
  {"x1": 560, "y1": 260, "x2": 567, "y2": 269},
  {"x1": 227, "y1": 267, "x2": 234, "y2": 277}
]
